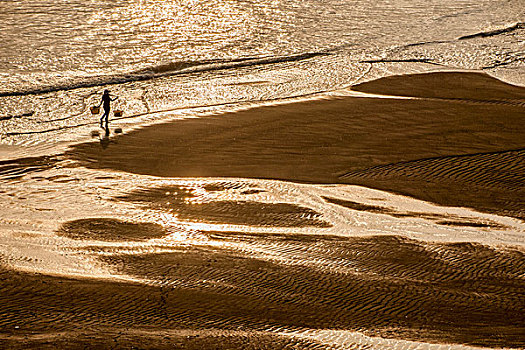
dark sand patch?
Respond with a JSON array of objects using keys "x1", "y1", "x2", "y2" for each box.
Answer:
[
  {"x1": 203, "y1": 182, "x2": 247, "y2": 192},
  {"x1": 115, "y1": 185, "x2": 330, "y2": 228},
  {"x1": 1, "y1": 234, "x2": 523, "y2": 348},
  {"x1": 341, "y1": 148, "x2": 525, "y2": 220},
  {"x1": 323, "y1": 196, "x2": 388, "y2": 213},
  {"x1": 202, "y1": 181, "x2": 265, "y2": 195},
  {"x1": 0, "y1": 155, "x2": 61, "y2": 180},
  {"x1": 0, "y1": 111, "x2": 34, "y2": 122},
  {"x1": 435, "y1": 220, "x2": 494, "y2": 228},
  {"x1": 240, "y1": 189, "x2": 266, "y2": 195},
  {"x1": 322, "y1": 196, "x2": 509, "y2": 229},
  {"x1": 66, "y1": 72, "x2": 525, "y2": 218},
  {"x1": 352, "y1": 71, "x2": 525, "y2": 101},
  {"x1": 57, "y1": 218, "x2": 167, "y2": 242}
]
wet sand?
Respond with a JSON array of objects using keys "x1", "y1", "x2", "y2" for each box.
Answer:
[
  {"x1": 67, "y1": 72, "x2": 525, "y2": 219},
  {"x1": 1, "y1": 233, "x2": 524, "y2": 348},
  {"x1": 2, "y1": 71, "x2": 525, "y2": 349}
]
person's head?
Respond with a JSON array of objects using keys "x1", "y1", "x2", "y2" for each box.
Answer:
[{"x1": 104, "y1": 89, "x2": 109, "y2": 95}]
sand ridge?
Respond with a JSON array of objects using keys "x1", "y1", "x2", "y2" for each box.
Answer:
[
  {"x1": 1, "y1": 232, "x2": 524, "y2": 348},
  {"x1": 1, "y1": 71, "x2": 524, "y2": 349},
  {"x1": 66, "y1": 71, "x2": 525, "y2": 219}
]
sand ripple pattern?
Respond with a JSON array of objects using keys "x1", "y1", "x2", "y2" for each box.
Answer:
[
  {"x1": 1, "y1": 231, "x2": 523, "y2": 349},
  {"x1": 342, "y1": 149, "x2": 525, "y2": 191},
  {"x1": 341, "y1": 149, "x2": 525, "y2": 219},
  {"x1": 114, "y1": 185, "x2": 331, "y2": 228},
  {"x1": 0, "y1": 155, "x2": 61, "y2": 180}
]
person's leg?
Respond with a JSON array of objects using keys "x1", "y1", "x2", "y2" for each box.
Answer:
[
  {"x1": 101, "y1": 109, "x2": 109, "y2": 127},
  {"x1": 105, "y1": 108, "x2": 110, "y2": 125}
]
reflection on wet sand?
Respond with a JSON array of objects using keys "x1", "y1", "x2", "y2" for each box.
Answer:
[
  {"x1": 115, "y1": 185, "x2": 331, "y2": 228},
  {"x1": 67, "y1": 72, "x2": 525, "y2": 219},
  {"x1": 1, "y1": 71, "x2": 524, "y2": 349},
  {"x1": 322, "y1": 196, "x2": 509, "y2": 229},
  {"x1": 1, "y1": 230, "x2": 524, "y2": 348}
]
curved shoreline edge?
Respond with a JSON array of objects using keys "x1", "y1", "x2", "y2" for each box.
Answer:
[
  {"x1": 0, "y1": 70, "x2": 524, "y2": 349},
  {"x1": 62, "y1": 71, "x2": 525, "y2": 220}
]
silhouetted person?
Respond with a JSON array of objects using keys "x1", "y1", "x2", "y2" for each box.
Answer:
[{"x1": 97, "y1": 89, "x2": 118, "y2": 128}]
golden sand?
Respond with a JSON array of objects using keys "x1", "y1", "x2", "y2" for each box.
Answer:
[
  {"x1": 2, "y1": 72, "x2": 524, "y2": 349},
  {"x1": 68, "y1": 72, "x2": 525, "y2": 218}
]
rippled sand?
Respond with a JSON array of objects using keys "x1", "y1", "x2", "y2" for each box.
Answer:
[
  {"x1": 2, "y1": 233, "x2": 524, "y2": 348},
  {"x1": 1, "y1": 72, "x2": 524, "y2": 349},
  {"x1": 67, "y1": 72, "x2": 525, "y2": 218}
]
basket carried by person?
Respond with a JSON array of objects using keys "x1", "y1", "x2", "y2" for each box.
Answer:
[
  {"x1": 114, "y1": 110, "x2": 123, "y2": 117},
  {"x1": 90, "y1": 106, "x2": 100, "y2": 114}
]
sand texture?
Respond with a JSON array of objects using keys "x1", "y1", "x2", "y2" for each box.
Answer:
[
  {"x1": 1, "y1": 72, "x2": 524, "y2": 349},
  {"x1": 67, "y1": 72, "x2": 525, "y2": 219},
  {"x1": 1, "y1": 232, "x2": 524, "y2": 348}
]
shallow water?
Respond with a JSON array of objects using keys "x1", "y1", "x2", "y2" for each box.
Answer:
[
  {"x1": 1, "y1": 164, "x2": 524, "y2": 348},
  {"x1": 1, "y1": 0, "x2": 524, "y2": 151},
  {"x1": 2, "y1": 166, "x2": 523, "y2": 276},
  {"x1": 1, "y1": 1, "x2": 524, "y2": 348}
]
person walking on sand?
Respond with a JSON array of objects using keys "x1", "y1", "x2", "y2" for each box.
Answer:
[{"x1": 98, "y1": 89, "x2": 118, "y2": 128}]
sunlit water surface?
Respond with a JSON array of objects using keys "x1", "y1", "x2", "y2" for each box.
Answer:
[
  {"x1": 0, "y1": 1, "x2": 524, "y2": 348},
  {"x1": 0, "y1": 0, "x2": 524, "y2": 152}
]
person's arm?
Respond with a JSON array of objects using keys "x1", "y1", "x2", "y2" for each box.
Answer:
[{"x1": 111, "y1": 96, "x2": 118, "y2": 102}]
